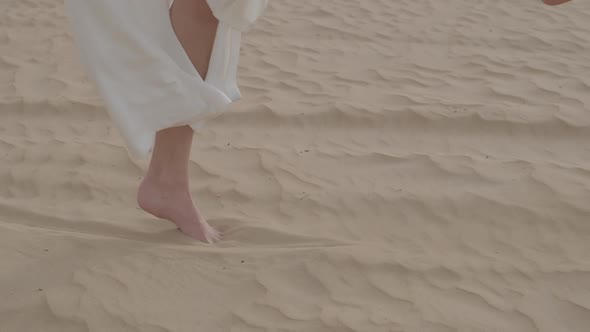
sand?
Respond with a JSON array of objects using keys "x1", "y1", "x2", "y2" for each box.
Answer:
[{"x1": 2, "y1": 0, "x2": 590, "y2": 331}]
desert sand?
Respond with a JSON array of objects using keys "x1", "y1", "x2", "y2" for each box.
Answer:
[{"x1": 2, "y1": 0, "x2": 590, "y2": 331}]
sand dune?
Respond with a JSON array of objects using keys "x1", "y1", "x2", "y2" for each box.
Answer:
[{"x1": 2, "y1": 0, "x2": 590, "y2": 331}]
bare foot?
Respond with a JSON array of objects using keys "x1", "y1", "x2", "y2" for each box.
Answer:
[{"x1": 137, "y1": 176, "x2": 220, "y2": 243}]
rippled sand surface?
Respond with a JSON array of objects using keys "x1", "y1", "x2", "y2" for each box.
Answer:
[{"x1": 2, "y1": 0, "x2": 590, "y2": 331}]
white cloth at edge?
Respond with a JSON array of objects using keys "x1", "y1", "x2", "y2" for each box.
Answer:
[{"x1": 65, "y1": 0, "x2": 268, "y2": 159}]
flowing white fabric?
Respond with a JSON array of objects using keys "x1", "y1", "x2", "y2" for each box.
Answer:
[{"x1": 65, "y1": 0, "x2": 267, "y2": 159}]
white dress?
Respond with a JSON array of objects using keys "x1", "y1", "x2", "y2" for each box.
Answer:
[{"x1": 65, "y1": 0, "x2": 268, "y2": 159}]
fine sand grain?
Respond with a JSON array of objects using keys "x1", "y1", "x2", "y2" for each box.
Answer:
[{"x1": 2, "y1": 0, "x2": 590, "y2": 331}]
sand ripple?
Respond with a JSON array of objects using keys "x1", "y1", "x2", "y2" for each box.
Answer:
[{"x1": 2, "y1": 0, "x2": 590, "y2": 331}]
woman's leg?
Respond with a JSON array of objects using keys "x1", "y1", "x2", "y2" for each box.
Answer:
[{"x1": 137, "y1": 0, "x2": 219, "y2": 243}]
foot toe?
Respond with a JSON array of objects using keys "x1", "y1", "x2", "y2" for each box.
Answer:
[{"x1": 205, "y1": 225, "x2": 221, "y2": 244}]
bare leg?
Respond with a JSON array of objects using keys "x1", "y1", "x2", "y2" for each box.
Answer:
[
  {"x1": 137, "y1": 0, "x2": 219, "y2": 243},
  {"x1": 169, "y1": 0, "x2": 218, "y2": 78}
]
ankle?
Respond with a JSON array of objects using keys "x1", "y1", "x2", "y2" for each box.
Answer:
[{"x1": 142, "y1": 172, "x2": 190, "y2": 192}]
